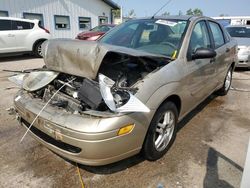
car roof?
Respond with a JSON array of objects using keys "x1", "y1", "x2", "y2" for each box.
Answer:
[
  {"x1": 0, "y1": 16, "x2": 38, "y2": 23},
  {"x1": 132, "y1": 15, "x2": 214, "y2": 22},
  {"x1": 151, "y1": 15, "x2": 194, "y2": 20},
  {"x1": 99, "y1": 24, "x2": 116, "y2": 27}
]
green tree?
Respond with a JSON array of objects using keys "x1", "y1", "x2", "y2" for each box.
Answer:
[
  {"x1": 193, "y1": 8, "x2": 203, "y2": 16},
  {"x1": 112, "y1": 9, "x2": 121, "y2": 18},
  {"x1": 186, "y1": 8, "x2": 193, "y2": 15},
  {"x1": 219, "y1": 13, "x2": 228, "y2": 17},
  {"x1": 161, "y1": 11, "x2": 170, "y2": 17},
  {"x1": 186, "y1": 8, "x2": 203, "y2": 16}
]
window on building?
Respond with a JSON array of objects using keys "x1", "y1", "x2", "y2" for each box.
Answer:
[
  {"x1": 0, "y1": 19, "x2": 11, "y2": 30},
  {"x1": 55, "y1": 15, "x2": 70, "y2": 29},
  {"x1": 208, "y1": 21, "x2": 225, "y2": 49},
  {"x1": 79, "y1": 17, "x2": 91, "y2": 30},
  {"x1": 99, "y1": 16, "x2": 108, "y2": 25},
  {"x1": 23, "y1": 13, "x2": 44, "y2": 26},
  {"x1": 0, "y1": 10, "x2": 8, "y2": 17},
  {"x1": 12, "y1": 21, "x2": 34, "y2": 30}
]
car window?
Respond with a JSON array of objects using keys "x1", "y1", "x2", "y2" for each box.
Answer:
[
  {"x1": 189, "y1": 21, "x2": 211, "y2": 54},
  {"x1": 91, "y1": 26, "x2": 102, "y2": 32},
  {"x1": 0, "y1": 19, "x2": 11, "y2": 31},
  {"x1": 226, "y1": 26, "x2": 250, "y2": 38},
  {"x1": 208, "y1": 21, "x2": 225, "y2": 48},
  {"x1": 91, "y1": 25, "x2": 111, "y2": 32},
  {"x1": 100, "y1": 26, "x2": 110, "y2": 32},
  {"x1": 12, "y1": 21, "x2": 34, "y2": 30}
]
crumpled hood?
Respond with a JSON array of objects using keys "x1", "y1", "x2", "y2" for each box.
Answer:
[{"x1": 43, "y1": 39, "x2": 168, "y2": 79}]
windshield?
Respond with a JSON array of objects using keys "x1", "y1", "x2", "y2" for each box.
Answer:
[
  {"x1": 91, "y1": 25, "x2": 112, "y2": 32},
  {"x1": 100, "y1": 19, "x2": 188, "y2": 57},
  {"x1": 226, "y1": 26, "x2": 250, "y2": 38}
]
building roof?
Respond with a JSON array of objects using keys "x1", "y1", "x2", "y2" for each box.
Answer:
[{"x1": 102, "y1": 0, "x2": 120, "y2": 9}]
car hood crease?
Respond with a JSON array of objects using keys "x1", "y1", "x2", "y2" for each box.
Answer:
[{"x1": 43, "y1": 39, "x2": 170, "y2": 79}]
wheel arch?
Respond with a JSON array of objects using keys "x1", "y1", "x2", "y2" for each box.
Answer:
[
  {"x1": 159, "y1": 94, "x2": 182, "y2": 116},
  {"x1": 32, "y1": 39, "x2": 47, "y2": 52}
]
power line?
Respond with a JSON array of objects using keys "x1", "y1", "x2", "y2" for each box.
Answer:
[{"x1": 151, "y1": 0, "x2": 173, "y2": 18}]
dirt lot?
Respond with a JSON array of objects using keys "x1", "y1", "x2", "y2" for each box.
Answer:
[{"x1": 0, "y1": 55, "x2": 250, "y2": 188}]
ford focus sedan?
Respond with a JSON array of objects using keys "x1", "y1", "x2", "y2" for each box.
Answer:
[{"x1": 11, "y1": 16, "x2": 237, "y2": 166}]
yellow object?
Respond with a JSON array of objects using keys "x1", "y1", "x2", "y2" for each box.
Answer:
[
  {"x1": 172, "y1": 50, "x2": 177, "y2": 59},
  {"x1": 118, "y1": 124, "x2": 135, "y2": 136},
  {"x1": 76, "y1": 163, "x2": 85, "y2": 188}
]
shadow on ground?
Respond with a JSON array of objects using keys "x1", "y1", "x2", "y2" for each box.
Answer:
[
  {"x1": 0, "y1": 54, "x2": 36, "y2": 63},
  {"x1": 234, "y1": 67, "x2": 250, "y2": 72},
  {"x1": 203, "y1": 147, "x2": 243, "y2": 188}
]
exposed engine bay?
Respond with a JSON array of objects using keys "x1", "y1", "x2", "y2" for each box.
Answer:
[{"x1": 26, "y1": 52, "x2": 168, "y2": 114}]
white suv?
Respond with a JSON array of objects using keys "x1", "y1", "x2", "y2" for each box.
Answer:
[{"x1": 0, "y1": 17, "x2": 51, "y2": 57}]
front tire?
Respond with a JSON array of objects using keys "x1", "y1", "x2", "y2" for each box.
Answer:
[
  {"x1": 217, "y1": 66, "x2": 233, "y2": 96},
  {"x1": 143, "y1": 101, "x2": 178, "y2": 161}
]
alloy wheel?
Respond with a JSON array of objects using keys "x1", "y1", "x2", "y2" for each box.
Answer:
[{"x1": 154, "y1": 110, "x2": 175, "y2": 152}]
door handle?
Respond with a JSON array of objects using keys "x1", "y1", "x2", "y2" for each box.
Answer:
[{"x1": 8, "y1": 34, "x2": 15, "y2": 37}]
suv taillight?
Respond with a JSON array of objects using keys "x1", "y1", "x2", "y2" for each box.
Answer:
[{"x1": 39, "y1": 25, "x2": 50, "y2": 34}]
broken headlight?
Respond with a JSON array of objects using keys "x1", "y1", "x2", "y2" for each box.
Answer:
[
  {"x1": 8, "y1": 71, "x2": 59, "y2": 91},
  {"x1": 99, "y1": 74, "x2": 150, "y2": 113}
]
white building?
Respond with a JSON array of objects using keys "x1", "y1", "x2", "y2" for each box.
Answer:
[{"x1": 0, "y1": 0, "x2": 119, "y2": 38}]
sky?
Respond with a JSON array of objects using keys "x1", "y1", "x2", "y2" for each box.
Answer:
[{"x1": 114, "y1": 0, "x2": 250, "y2": 18}]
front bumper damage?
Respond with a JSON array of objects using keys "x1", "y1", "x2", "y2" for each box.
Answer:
[{"x1": 14, "y1": 90, "x2": 154, "y2": 166}]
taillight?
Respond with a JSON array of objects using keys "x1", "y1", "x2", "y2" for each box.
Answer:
[
  {"x1": 39, "y1": 25, "x2": 50, "y2": 34},
  {"x1": 43, "y1": 28, "x2": 50, "y2": 34}
]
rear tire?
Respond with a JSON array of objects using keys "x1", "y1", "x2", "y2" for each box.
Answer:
[
  {"x1": 217, "y1": 66, "x2": 233, "y2": 96},
  {"x1": 143, "y1": 101, "x2": 178, "y2": 161},
  {"x1": 33, "y1": 41, "x2": 44, "y2": 58}
]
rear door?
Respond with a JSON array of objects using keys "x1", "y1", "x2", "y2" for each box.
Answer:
[
  {"x1": 0, "y1": 19, "x2": 16, "y2": 53},
  {"x1": 207, "y1": 21, "x2": 229, "y2": 86},
  {"x1": 11, "y1": 20, "x2": 34, "y2": 51},
  {"x1": 186, "y1": 20, "x2": 216, "y2": 102}
]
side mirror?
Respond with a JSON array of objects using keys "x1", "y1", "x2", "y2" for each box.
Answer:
[{"x1": 192, "y1": 47, "x2": 217, "y2": 60}]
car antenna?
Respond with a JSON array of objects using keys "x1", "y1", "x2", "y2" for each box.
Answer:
[{"x1": 151, "y1": 0, "x2": 173, "y2": 19}]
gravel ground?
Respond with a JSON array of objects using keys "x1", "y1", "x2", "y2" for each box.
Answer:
[{"x1": 0, "y1": 55, "x2": 249, "y2": 188}]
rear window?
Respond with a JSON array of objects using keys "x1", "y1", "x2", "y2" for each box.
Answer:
[
  {"x1": 12, "y1": 21, "x2": 34, "y2": 30},
  {"x1": 0, "y1": 19, "x2": 11, "y2": 31},
  {"x1": 226, "y1": 27, "x2": 250, "y2": 38}
]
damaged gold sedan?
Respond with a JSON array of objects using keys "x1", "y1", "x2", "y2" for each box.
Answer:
[{"x1": 11, "y1": 16, "x2": 237, "y2": 166}]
